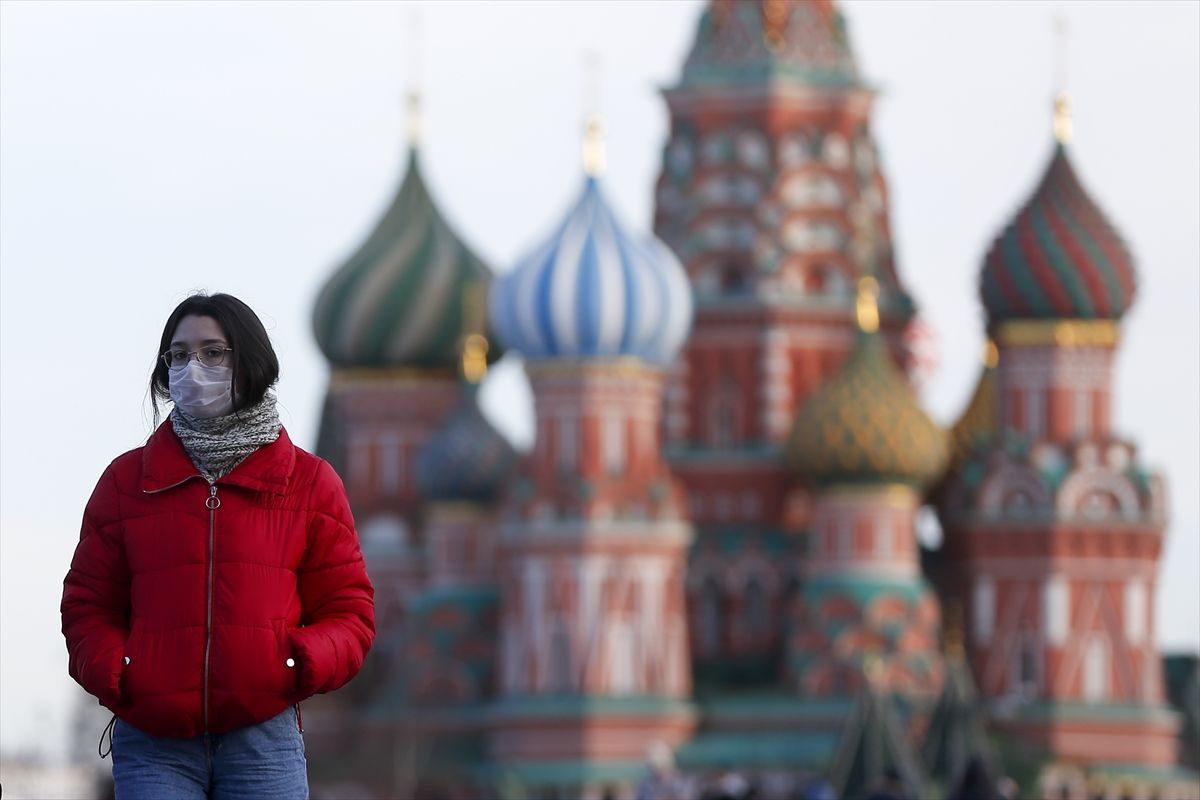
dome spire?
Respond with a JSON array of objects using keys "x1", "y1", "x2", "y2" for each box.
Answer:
[
  {"x1": 856, "y1": 277, "x2": 880, "y2": 334},
  {"x1": 1052, "y1": 15, "x2": 1072, "y2": 145},
  {"x1": 407, "y1": 91, "x2": 423, "y2": 149},
  {"x1": 582, "y1": 51, "x2": 605, "y2": 177},
  {"x1": 583, "y1": 115, "x2": 605, "y2": 177},
  {"x1": 405, "y1": 5, "x2": 424, "y2": 149},
  {"x1": 1053, "y1": 91, "x2": 1072, "y2": 146},
  {"x1": 849, "y1": 197, "x2": 881, "y2": 333},
  {"x1": 460, "y1": 283, "x2": 489, "y2": 384},
  {"x1": 460, "y1": 334, "x2": 489, "y2": 383}
]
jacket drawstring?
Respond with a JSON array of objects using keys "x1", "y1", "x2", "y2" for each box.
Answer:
[{"x1": 98, "y1": 713, "x2": 117, "y2": 759}]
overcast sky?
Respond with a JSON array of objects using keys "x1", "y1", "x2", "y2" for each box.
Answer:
[{"x1": 2, "y1": 0, "x2": 1196, "y2": 763}]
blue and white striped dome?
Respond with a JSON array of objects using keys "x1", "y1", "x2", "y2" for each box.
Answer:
[{"x1": 489, "y1": 177, "x2": 693, "y2": 365}]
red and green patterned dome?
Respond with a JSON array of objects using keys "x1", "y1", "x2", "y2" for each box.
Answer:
[
  {"x1": 788, "y1": 330, "x2": 947, "y2": 489},
  {"x1": 980, "y1": 144, "x2": 1137, "y2": 326}
]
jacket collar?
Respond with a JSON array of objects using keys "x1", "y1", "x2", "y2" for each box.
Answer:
[{"x1": 142, "y1": 421, "x2": 296, "y2": 494}]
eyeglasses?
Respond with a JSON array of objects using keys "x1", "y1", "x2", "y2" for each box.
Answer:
[{"x1": 161, "y1": 346, "x2": 233, "y2": 369}]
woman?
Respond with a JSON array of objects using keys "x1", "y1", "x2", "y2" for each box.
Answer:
[{"x1": 61, "y1": 293, "x2": 375, "y2": 799}]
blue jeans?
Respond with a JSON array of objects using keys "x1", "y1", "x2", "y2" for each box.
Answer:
[{"x1": 112, "y1": 708, "x2": 307, "y2": 800}]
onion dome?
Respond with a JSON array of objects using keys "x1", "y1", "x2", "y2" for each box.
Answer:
[
  {"x1": 789, "y1": 279, "x2": 947, "y2": 488},
  {"x1": 980, "y1": 103, "x2": 1136, "y2": 326},
  {"x1": 489, "y1": 173, "x2": 693, "y2": 366},
  {"x1": 946, "y1": 341, "x2": 999, "y2": 471},
  {"x1": 678, "y1": 0, "x2": 861, "y2": 89},
  {"x1": 313, "y1": 145, "x2": 498, "y2": 370},
  {"x1": 414, "y1": 385, "x2": 516, "y2": 503}
]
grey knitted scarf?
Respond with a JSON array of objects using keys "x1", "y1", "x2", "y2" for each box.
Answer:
[{"x1": 171, "y1": 393, "x2": 282, "y2": 483}]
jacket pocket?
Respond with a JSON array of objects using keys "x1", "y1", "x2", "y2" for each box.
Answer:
[
  {"x1": 119, "y1": 621, "x2": 143, "y2": 704},
  {"x1": 271, "y1": 619, "x2": 300, "y2": 701}
]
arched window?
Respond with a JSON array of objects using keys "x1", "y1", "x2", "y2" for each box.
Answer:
[
  {"x1": 743, "y1": 577, "x2": 770, "y2": 642},
  {"x1": 349, "y1": 433, "x2": 372, "y2": 488},
  {"x1": 1081, "y1": 491, "x2": 1116, "y2": 518},
  {"x1": 1016, "y1": 636, "x2": 1039, "y2": 697},
  {"x1": 835, "y1": 516, "x2": 853, "y2": 560},
  {"x1": 740, "y1": 491, "x2": 760, "y2": 520},
  {"x1": 803, "y1": 265, "x2": 828, "y2": 293},
  {"x1": 360, "y1": 514, "x2": 410, "y2": 555},
  {"x1": 696, "y1": 577, "x2": 723, "y2": 657},
  {"x1": 668, "y1": 137, "x2": 693, "y2": 176},
  {"x1": 1073, "y1": 389, "x2": 1092, "y2": 439},
  {"x1": 556, "y1": 415, "x2": 578, "y2": 473},
  {"x1": 782, "y1": 174, "x2": 842, "y2": 209},
  {"x1": 701, "y1": 132, "x2": 729, "y2": 165},
  {"x1": 1125, "y1": 580, "x2": 1147, "y2": 645},
  {"x1": 503, "y1": 624, "x2": 522, "y2": 693},
  {"x1": 603, "y1": 412, "x2": 625, "y2": 474},
  {"x1": 875, "y1": 513, "x2": 894, "y2": 558},
  {"x1": 822, "y1": 132, "x2": 849, "y2": 168},
  {"x1": 379, "y1": 433, "x2": 402, "y2": 493},
  {"x1": 1083, "y1": 636, "x2": 1109, "y2": 702},
  {"x1": 707, "y1": 386, "x2": 739, "y2": 447},
  {"x1": 548, "y1": 622, "x2": 572, "y2": 693},
  {"x1": 713, "y1": 492, "x2": 732, "y2": 520},
  {"x1": 1003, "y1": 490, "x2": 1033, "y2": 516},
  {"x1": 778, "y1": 132, "x2": 810, "y2": 167},
  {"x1": 1043, "y1": 577, "x2": 1069, "y2": 646},
  {"x1": 973, "y1": 577, "x2": 995, "y2": 644},
  {"x1": 721, "y1": 265, "x2": 747, "y2": 293},
  {"x1": 1025, "y1": 389, "x2": 1045, "y2": 439},
  {"x1": 823, "y1": 265, "x2": 850, "y2": 297},
  {"x1": 853, "y1": 133, "x2": 876, "y2": 178},
  {"x1": 609, "y1": 621, "x2": 636, "y2": 694},
  {"x1": 736, "y1": 130, "x2": 768, "y2": 169}
]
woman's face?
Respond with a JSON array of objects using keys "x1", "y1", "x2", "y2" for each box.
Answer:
[{"x1": 171, "y1": 315, "x2": 228, "y2": 359}]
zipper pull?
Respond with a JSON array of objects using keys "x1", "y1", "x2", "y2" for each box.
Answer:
[{"x1": 206, "y1": 484, "x2": 220, "y2": 510}]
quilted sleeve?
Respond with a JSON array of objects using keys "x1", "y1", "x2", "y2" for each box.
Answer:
[
  {"x1": 290, "y1": 460, "x2": 375, "y2": 697},
  {"x1": 61, "y1": 466, "x2": 130, "y2": 710}
]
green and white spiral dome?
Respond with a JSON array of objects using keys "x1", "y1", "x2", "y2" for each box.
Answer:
[{"x1": 313, "y1": 150, "x2": 499, "y2": 370}]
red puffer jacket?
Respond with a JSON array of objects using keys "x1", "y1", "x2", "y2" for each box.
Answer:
[{"x1": 61, "y1": 423, "x2": 375, "y2": 738}]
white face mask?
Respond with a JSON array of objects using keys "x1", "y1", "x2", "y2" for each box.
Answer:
[{"x1": 169, "y1": 361, "x2": 234, "y2": 419}]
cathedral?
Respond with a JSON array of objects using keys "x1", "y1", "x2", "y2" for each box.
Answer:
[{"x1": 301, "y1": 2, "x2": 1198, "y2": 798}]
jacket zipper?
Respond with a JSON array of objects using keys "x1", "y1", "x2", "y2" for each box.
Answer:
[
  {"x1": 203, "y1": 482, "x2": 220, "y2": 733},
  {"x1": 144, "y1": 475, "x2": 213, "y2": 729}
]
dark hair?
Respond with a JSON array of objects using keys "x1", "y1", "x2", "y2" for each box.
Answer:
[{"x1": 150, "y1": 293, "x2": 279, "y2": 421}]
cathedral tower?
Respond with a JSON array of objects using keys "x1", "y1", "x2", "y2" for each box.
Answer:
[
  {"x1": 787, "y1": 277, "x2": 948, "y2": 700},
  {"x1": 485, "y1": 120, "x2": 696, "y2": 791},
  {"x1": 654, "y1": 0, "x2": 921, "y2": 681},
  {"x1": 311, "y1": 97, "x2": 501, "y2": 632},
  {"x1": 936, "y1": 97, "x2": 1177, "y2": 768}
]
